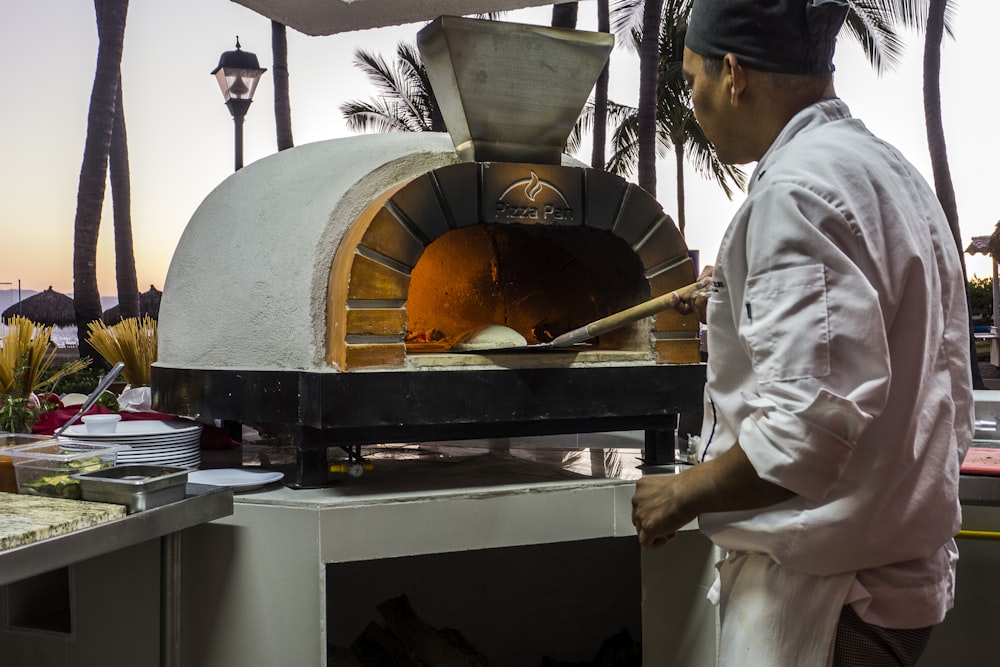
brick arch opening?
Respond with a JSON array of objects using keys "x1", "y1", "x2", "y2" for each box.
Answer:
[{"x1": 327, "y1": 162, "x2": 699, "y2": 370}]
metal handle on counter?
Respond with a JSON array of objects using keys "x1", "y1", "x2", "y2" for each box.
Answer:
[
  {"x1": 975, "y1": 419, "x2": 997, "y2": 431},
  {"x1": 54, "y1": 361, "x2": 126, "y2": 437},
  {"x1": 956, "y1": 530, "x2": 1000, "y2": 541}
]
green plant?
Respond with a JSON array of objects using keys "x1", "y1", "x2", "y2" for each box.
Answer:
[
  {"x1": 40, "y1": 363, "x2": 104, "y2": 395},
  {"x1": 969, "y1": 276, "x2": 993, "y2": 326},
  {"x1": 0, "y1": 395, "x2": 41, "y2": 433}
]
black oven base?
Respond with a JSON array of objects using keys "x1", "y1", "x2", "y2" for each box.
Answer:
[{"x1": 151, "y1": 364, "x2": 706, "y2": 487}]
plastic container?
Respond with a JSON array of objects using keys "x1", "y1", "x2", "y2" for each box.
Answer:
[
  {"x1": 80, "y1": 414, "x2": 122, "y2": 435},
  {"x1": 0, "y1": 433, "x2": 49, "y2": 494},
  {"x1": 8, "y1": 440, "x2": 123, "y2": 499}
]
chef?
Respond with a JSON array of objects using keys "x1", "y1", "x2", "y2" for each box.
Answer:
[{"x1": 630, "y1": 0, "x2": 974, "y2": 664}]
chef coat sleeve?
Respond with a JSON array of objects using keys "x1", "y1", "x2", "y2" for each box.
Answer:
[{"x1": 735, "y1": 182, "x2": 889, "y2": 502}]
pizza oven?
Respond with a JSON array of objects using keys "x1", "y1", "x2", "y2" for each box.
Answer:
[{"x1": 151, "y1": 16, "x2": 706, "y2": 487}]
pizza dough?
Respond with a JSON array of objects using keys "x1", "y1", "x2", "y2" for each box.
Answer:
[{"x1": 451, "y1": 324, "x2": 528, "y2": 351}]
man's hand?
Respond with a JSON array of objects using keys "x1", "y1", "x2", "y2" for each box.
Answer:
[
  {"x1": 670, "y1": 265, "x2": 713, "y2": 322},
  {"x1": 631, "y1": 473, "x2": 696, "y2": 548}
]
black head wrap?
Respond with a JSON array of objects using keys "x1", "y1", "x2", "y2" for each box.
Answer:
[{"x1": 685, "y1": 0, "x2": 849, "y2": 75}]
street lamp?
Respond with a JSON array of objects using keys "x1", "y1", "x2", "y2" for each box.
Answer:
[{"x1": 211, "y1": 37, "x2": 267, "y2": 171}]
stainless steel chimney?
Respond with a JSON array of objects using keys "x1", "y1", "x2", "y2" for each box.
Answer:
[{"x1": 417, "y1": 15, "x2": 614, "y2": 165}]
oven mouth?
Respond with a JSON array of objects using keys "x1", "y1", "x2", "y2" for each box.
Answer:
[
  {"x1": 402, "y1": 222, "x2": 652, "y2": 356},
  {"x1": 326, "y1": 162, "x2": 701, "y2": 371}
]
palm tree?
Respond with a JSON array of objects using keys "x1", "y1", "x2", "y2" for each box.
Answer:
[
  {"x1": 570, "y1": 0, "x2": 745, "y2": 236},
  {"x1": 592, "y1": 0, "x2": 611, "y2": 170},
  {"x1": 272, "y1": 21, "x2": 294, "y2": 151},
  {"x1": 74, "y1": 0, "x2": 129, "y2": 361},
  {"x1": 920, "y1": 0, "x2": 982, "y2": 387},
  {"x1": 607, "y1": 0, "x2": 932, "y2": 197},
  {"x1": 551, "y1": 0, "x2": 614, "y2": 171},
  {"x1": 340, "y1": 42, "x2": 444, "y2": 133},
  {"x1": 109, "y1": 80, "x2": 140, "y2": 322},
  {"x1": 922, "y1": 1, "x2": 959, "y2": 254},
  {"x1": 91, "y1": 0, "x2": 139, "y2": 324},
  {"x1": 636, "y1": 0, "x2": 664, "y2": 195}
]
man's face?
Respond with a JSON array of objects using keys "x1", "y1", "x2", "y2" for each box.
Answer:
[{"x1": 682, "y1": 47, "x2": 740, "y2": 165}]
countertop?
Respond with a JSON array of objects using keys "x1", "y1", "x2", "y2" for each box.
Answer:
[
  {"x1": 960, "y1": 473, "x2": 1000, "y2": 506},
  {"x1": 0, "y1": 492, "x2": 126, "y2": 551},
  {"x1": 0, "y1": 484, "x2": 233, "y2": 587}
]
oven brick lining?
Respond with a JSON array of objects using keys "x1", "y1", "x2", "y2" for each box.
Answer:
[{"x1": 330, "y1": 162, "x2": 700, "y2": 370}]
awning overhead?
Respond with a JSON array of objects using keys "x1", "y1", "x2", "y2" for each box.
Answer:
[{"x1": 233, "y1": 0, "x2": 574, "y2": 36}]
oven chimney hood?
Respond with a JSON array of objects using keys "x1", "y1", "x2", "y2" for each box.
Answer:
[{"x1": 417, "y1": 16, "x2": 613, "y2": 165}]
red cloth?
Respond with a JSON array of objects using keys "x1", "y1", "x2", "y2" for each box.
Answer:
[{"x1": 32, "y1": 406, "x2": 240, "y2": 450}]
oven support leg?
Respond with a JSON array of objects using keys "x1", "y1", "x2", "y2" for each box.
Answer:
[
  {"x1": 643, "y1": 416, "x2": 677, "y2": 466},
  {"x1": 289, "y1": 427, "x2": 333, "y2": 488}
]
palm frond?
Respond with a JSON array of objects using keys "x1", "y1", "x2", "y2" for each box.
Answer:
[
  {"x1": 610, "y1": 0, "x2": 645, "y2": 52},
  {"x1": 342, "y1": 41, "x2": 442, "y2": 134},
  {"x1": 352, "y1": 49, "x2": 406, "y2": 99},
  {"x1": 843, "y1": 0, "x2": 958, "y2": 75},
  {"x1": 339, "y1": 100, "x2": 416, "y2": 134}
]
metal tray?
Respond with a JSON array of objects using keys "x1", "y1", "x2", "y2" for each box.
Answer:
[{"x1": 71, "y1": 465, "x2": 189, "y2": 514}]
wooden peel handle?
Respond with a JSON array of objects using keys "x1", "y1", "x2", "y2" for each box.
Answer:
[{"x1": 548, "y1": 277, "x2": 712, "y2": 347}]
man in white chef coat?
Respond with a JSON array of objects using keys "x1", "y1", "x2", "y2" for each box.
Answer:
[{"x1": 630, "y1": 0, "x2": 974, "y2": 664}]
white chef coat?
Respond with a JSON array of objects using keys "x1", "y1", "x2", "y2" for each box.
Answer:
[{"x1": 698, "y1": 98, "x2": 973, "y2": 630}]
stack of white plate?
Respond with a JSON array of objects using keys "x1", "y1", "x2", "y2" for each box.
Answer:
[{"x1": 62, "y1": 419, "x2": 202, "y2": 468}]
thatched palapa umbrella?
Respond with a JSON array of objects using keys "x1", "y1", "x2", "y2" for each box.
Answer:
[
  {"x1": 102, "y1": 285, "x2": 162, "y2": 324},
  {"x1": 1, "y1": 286, "x2": 75, "y2": 327},
  {"x1": 966, "y1": 221, "x2": 1000, "y2": 331}
]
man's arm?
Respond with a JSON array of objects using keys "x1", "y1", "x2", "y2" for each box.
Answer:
[{"x1": 631, "y1": 443, "x2": 795, "y2": 548}]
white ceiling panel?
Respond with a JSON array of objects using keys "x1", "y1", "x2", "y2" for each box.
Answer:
[{"x1": 233, "y1": 0, "x2": 576, "y2": 36}]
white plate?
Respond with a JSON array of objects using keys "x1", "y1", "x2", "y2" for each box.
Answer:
[
  {"x1": 63, "y1": 420, "x2": 201, "y2": 439},
  {"x1": 78, "y1": 433, "x2": 201, "y2": 445},
  {"x1": 119, "y1": 453, "x2": 201, "y2": 465},
  {"x1": 116, "y1": 443, "x2": 199, "y2": 454},
  {"x1": 188, "y1": 468, "x2": 284, "y2": 491}
]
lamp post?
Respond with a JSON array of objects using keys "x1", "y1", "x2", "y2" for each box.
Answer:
[{"x1": 211, "y1": 37, "x2": 267, "y2": 171}]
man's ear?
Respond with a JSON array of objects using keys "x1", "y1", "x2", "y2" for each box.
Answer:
[{"x1": 724, "y1": 53, "x2": 746, "y2": 105}]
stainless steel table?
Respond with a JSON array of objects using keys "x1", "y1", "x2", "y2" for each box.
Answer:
[
  {"x1": 960, "y1": 473, "x2": 1000, "y2": 507},
  {"x1": 0, "y1": 483, "x2": 233, "y2": 667}
]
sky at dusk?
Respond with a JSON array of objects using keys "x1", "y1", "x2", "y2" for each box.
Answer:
[{"x1": 1, "y1": 0, "x2": 998, "y2": 303}]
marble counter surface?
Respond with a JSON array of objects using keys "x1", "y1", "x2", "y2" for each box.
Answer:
[{"x1": 0, "y1": 492, "x2": 126, "y2": 551}]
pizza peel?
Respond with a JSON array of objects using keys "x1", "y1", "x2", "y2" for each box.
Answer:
[{"x1": 451, "y1": 277, "x2": 712, "y2": 352}]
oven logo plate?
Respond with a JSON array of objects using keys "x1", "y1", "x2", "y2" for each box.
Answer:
[{"x1": 482, "y1": 163, "x2": 583, "y2": 225}]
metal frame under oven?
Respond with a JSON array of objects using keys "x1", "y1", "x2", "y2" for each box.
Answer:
[{"x1": 152, "y1": 363, "x2": 706, "y2": 487}]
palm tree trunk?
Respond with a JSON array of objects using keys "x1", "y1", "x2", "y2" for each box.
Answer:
[
  {"x1": 110, "y1": 78, "x2": 140, "y2": 321},
  {"x1": 552, "y1": 2, "x2": 578, "y2": 28},
  {"x1": 923, "y1": 0, "x2": 983, "y2": 389},
  {"x1": 638, "y1": 0, "x2": 664, "y2": 195},
  {"x1": 94, "y1": 0, "x2": 139, "y2": 324},
  {"x1": 75, "y1": 0, "x2": 129, "y2": 360},
  {"x1": 674, "y1": 141, "x2": 686, "y2": 237},
  {"x1": 272, "y1": 21, "x2": 294, "y2": 151},
  {"x1": 591, "y1": 0, "x2": 610, "y2": 170}
]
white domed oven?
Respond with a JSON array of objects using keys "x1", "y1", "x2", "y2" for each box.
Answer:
[{"x1": 152, "y1": 16, "x2": 705, "y2": 486}]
